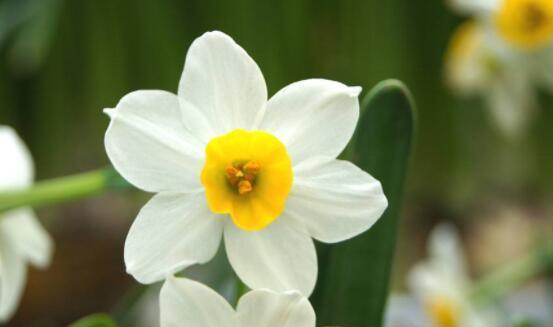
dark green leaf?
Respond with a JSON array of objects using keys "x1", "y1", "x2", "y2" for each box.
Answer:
[
  {"x1": 313, "y1": 79, "x2": 416, "y2": 327},
  {"x1": 68, "y1": 313, "x2": 119, "y2": 327}
]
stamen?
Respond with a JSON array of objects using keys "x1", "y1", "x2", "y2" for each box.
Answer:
[
  {"x1": 238, "y1": 180, "x2": 253, "y2": 194},
  {"x1": 243, "y1": 161, "x2": 260, "y2": 174},
  {"x1": 225, "y1": 160, "x2": 261, "y2": 194},
  {"x1": 225, "y1": 166, "x2": 241, "y2": 185}
]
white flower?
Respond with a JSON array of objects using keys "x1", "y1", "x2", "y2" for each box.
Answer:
[
  {"x1": 160, "y1": 277, "x2": 315, "y2": 327},
  {"x1": 445, "y1": 0, "x2": 553, "y2": 136},
  {"x1": 0, "y1": 126, "x2": 53, "y2": 322},
  {"x1": 385, "y1": 224, "x2": 499, "y2": 327},
  {"x1": 104, "y1": 31, "x2": 387, "y2": 296}
]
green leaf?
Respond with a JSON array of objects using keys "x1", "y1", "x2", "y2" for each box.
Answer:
[
  {"x1": 313, "y1": 79, "x2": 416, "y2": 326},
  {"x1": 68, "y1": 313, "x2": 119, "y2": 327}
]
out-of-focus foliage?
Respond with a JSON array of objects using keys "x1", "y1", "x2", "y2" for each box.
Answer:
[{"x1": 68, "y1": 313, "x2": 118, "y2": 327}]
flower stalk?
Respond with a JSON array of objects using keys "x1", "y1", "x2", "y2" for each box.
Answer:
[
  {"x1": 0, "y1": 168, "x2": 130, "y2": 214},
  {"x1": 470, "y1": 242, "x2": 553, "y2": 305}
]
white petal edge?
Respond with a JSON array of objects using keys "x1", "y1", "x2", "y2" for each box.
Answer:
[
  {"x1": 236, "y1": 289, "x2": 316, "y2": 327},
  {"x1": 178, "y1": 31, "x2": 268, "y2": 139},
  {"x1": 224, "y1": 216, "x2": 317, "y2": 296},
  {"x1": 124, "y1": 192, "x2": 224, "y2": 284},
  {"x1": 160, "y1": 277, "x2": 234, "y2": 327},
  {"x1": 0, "y1": 126, "x2": 34, "y2": 190},
  {"x1": 1, "y1": 209, "x2": 53, "y2": 268},
  {"x1": 447, "y1": 0, "x2": 500, "y2": 15},
  {"x1": 0, "y1": 237, "x2": 26, "y2": 323},
  {"x1": 104, "y1": 90, "x2": 204, "y2": 193},
  {"x1": 259, "y1": 79, "x2": 360, "y2": 165},
  {"x1": 287, "y1": 157, "x2": 387, "y2": 243}
]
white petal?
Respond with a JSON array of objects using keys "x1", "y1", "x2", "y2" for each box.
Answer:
[
  {"x1": 407, "y1": 225, "x2": 470, "y2": 302},
  {"x1": 0, "y1": 126, "x2": 33, "y2": 190},
  {"x1": 260, "y1": 79, "x2": 361, "y2": 164},
  {"x1": 287, "y1": 157, "x2": 387, "y2": 243},
  {"x1": 236, "y1": 289, "x2": 315, "y2": 327},
  {"x1": 486, "y1": 66, "x2": 536, "y2": 137},
  {"x1": 447, "y1": 0, "x2": 499, "y2": 15},
  {"x1": 533, "y1": 46, "x2": 553, "y2": 92},
  {"x1": 407, "y1": 263, "x2": 462, "y2": 303},
  {"x1": 124, "y1": 192, "x2": 224, "y2": 284},
  {"x1": 0, "y1": 238, "x2": 26, "y2": 323},
  {"x1": 384, "y1": 294, "x2": 429, "y2": 327},
  {"x1": 224, "y1": 217, "x2": 317, "y2": 296},
  {"x1": 445, "y1": 22, "x2": 494, "y2": 97},
  {"x1": 104, "y1": 90, "x2": 204, "y2": 193},
  {"x1": 160, "y1": 277, "x2": 234, "y2": 327},
  {"x1": 428, "y1": 223, "x2": 468, "y2": 281},
  {"x1": 178, "y1": 31, "x2": 267, "y2": 138},
  {"x1": 1, "y1": 209, "x2": 53, "y2": 268}
]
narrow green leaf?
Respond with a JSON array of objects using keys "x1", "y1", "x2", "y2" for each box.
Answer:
[
  {"x1": 68, "y1": 313, "x2": 119, "y2": 327},
  {"x1": 314, "y1": 79, "x2": 416, "y2": 326}
]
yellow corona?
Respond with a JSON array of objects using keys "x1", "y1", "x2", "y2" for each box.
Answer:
[
  {"x1": 496, "y1": 0, "x2": 553, "y2": 49},
  {"x1": 201, "y1": 129, "x2": 293, "y2": 231}
]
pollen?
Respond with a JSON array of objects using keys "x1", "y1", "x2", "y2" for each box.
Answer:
[
  {"x1": 200, "y1": 129, "x2": 293, "y2": 231},
  {"x1": 496, "y1": 0, "x2": 553, "y2": 49}
]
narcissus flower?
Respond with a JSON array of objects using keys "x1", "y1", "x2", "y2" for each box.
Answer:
[
  {"x1": 104, "y1": 31, "x2": 387, "y2": 295},
  {"x1": 160, "y1": 277, "x2": 315, "y2": 327},
  {"x1": 445, "y1": 0, "x2": 553, "y2": 135},
  {"x1": 0, "y1": 126, "x2": 53, "y2": 322},
  {"x1": 384, "y1": 224, "x2": 499, "y2": 327}
]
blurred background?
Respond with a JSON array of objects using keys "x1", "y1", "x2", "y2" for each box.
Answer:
[{"x1": 1, "y1": 0, "x2": 552, "y2": 326}]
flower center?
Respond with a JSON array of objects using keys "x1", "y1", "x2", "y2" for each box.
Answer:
[
  {"x1": 201, "y1": 129, "x2": 293, "y2": 231},
  {"x1": 225, "y1": 161, "x2": 260, "y2": 195},
  {"x1": 496, "y1": 0, "x2": 553, "y2": 49},
  {"x1": 425, "y1": 296, "x2": 459, "y2": 327}
]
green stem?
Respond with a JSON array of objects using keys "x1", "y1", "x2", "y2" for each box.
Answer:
[
  {"x1": 0, "y1": 168, "x2": 131, "y2": 214},
  {"x1": 470, "y1": 243, "x2": 553, "y2": 305}
]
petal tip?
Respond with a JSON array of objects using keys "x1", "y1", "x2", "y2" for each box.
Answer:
[
  {"x1": 103, "y1": 108, "x2": 116, "y2": 119},
  {"x1": 348, "y1": 86, "x2": 362, "y2": 97}
]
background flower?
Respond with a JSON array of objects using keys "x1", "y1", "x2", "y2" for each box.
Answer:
[
  {"x1": 445, "y1": 0, "x2": 553, "y2": 136},
  {"x1": 0, "y1": 126, "x2": 53, "y2": 322}
]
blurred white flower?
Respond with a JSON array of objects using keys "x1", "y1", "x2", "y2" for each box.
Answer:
[
  {"x1": 160, "y1": 277, "x2": 315, "y2": 327},
  {"x1": 104, "y1": 31, "x2": 387, "y2": 295},
  {"x1": 445, "y1": 0, "x2": 553, "y2": 136},
  {"x1": 385, "y1": 224, "x2": 499, "y2": 327},
  {"x1": 0, "y1": 126, "x2": 53, "y2": 322}
]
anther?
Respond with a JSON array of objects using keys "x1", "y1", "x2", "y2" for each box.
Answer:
[
  {"x1": 243, "y1": 161, "x2": 260, "y2": 174},
  {"x1": 238, "y1": 180, "x2": 253, "y2": 194},
  {"x1": 225, "y1": 166, "x2": 241, "y2": 185}
]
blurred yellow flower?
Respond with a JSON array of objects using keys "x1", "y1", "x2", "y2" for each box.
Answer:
[
  {"x1": 496, "y1": 0, "x2": 553, "y2": 50},
  {"x1": 444, "y1": 0, "x2": 553, "y2": 136}
]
